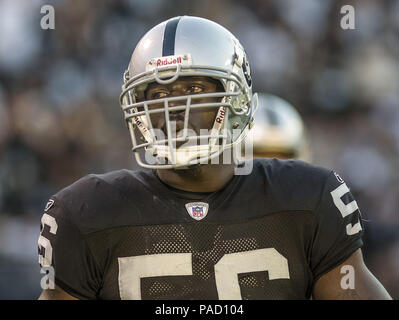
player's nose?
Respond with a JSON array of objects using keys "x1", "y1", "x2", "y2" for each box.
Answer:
[{"x1": 168, "y1": 89, "x2": 188, "y2": 111}]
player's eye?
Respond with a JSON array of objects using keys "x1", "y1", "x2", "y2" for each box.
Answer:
[
  {"x1": 151, "y1": 91, "x2": 169, "y2": 99},
  {"x1": 187, "y1": 85, "x2": 204, "y2": 94}
]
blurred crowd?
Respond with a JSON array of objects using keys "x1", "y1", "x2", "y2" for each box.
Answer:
[{"x1": 0, "y1": 0, "x2": 398, "y2": 299}]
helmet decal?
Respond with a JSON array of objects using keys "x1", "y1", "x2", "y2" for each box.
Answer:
[
  {"x1": 162, "y1": 16, "x2": 181, "y2": 56},
  {"x1": 242, "y1": 55, "x2": 252, "y2": 88}
]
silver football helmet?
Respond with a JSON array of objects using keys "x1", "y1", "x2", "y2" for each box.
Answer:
[
  {"x1": 120, "y1": 16, "x2": 257, "y2": 169},
  {"x1": 251, "y1": 93, "x2": 312, "y2": 161}
]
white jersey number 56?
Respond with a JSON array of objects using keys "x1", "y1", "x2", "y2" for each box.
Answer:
[{"x1": 118, "y1": 248, "x2": 290, "y2": 300}]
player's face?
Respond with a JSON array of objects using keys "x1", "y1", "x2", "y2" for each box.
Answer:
[{"x1": 142, "y1": 77, "x2": 224, "y2": 143}]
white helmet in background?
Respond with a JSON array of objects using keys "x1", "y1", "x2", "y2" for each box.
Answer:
[
  {"x1": 251, "y1": 93, "x2": 312, "y2": 162},
  {"x1": 120, "y1": 16, "x2": 257, "y2": 169}
]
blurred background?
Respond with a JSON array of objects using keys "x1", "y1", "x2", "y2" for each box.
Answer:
[{"x1": 0, "y1": 0, "x2": 398, "y2": 299}]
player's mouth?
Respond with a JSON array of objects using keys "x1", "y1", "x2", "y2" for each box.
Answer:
[
  {"x1": 159, "y1": 115, "x2": 197, "y2": 138},
  {"x1": 165, "y1": 120, "x2": 197, "y2": 148}
]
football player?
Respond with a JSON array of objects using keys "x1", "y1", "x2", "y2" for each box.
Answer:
[
  {"x1": 251, "y1": 93, "x2": 312, "y2": 161},
  {"x1": 38, "y1": 16, "x2": 391, "y2": 300}
]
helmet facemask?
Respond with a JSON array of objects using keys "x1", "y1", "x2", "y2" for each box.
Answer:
[{"x1": 120, "y1": 62, "x2": 253, "y2": 169}]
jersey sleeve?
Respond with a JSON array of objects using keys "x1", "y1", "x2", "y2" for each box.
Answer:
[
  {"x1": 310, "y1": 170, "x2": 364, "y2": 283},
  {"x1": 38, "y1": 197, "x2": 102, "y2": 299}
]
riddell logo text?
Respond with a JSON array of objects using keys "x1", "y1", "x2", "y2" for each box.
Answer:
[
  {"x1": 215, "y1": 108, "x2": 226, "y2": 124},
  {"x1": 157, "y1": 56, "x2": 182, "y2": 67}
]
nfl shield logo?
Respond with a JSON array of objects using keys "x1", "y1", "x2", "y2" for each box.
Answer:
[{"x1": 185, "y1": 202, "x2": 209, "y2": 221}]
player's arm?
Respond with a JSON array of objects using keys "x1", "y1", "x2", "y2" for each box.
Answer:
[
  {"x1": 309, "y1": 170, "x2": 391, "y2": 300},
  {"x1": 38, "y1": 196, "x2": 101, "y2": 300},
  {"x1": 38, "y1": 285, "x2": 79, "y2": 300},
  {"x1": 313, "y1": 248, "x2": 392, "y2": 300}
]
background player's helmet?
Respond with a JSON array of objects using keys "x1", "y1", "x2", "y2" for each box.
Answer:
[
  {"x1": 251, "y1": 93, "x2": 312, "y2": 162},
  {"x1": 120, "y1": 16, "x2": 258, "y2": 169}
]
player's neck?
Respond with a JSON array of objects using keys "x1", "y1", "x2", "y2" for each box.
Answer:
[{"x1": 156, "y1": 163, "x2": 236, "y2": 193}]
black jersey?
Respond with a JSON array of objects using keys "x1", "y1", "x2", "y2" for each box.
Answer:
[{"x1": 38, "y1": 158, "x2": 363, "y2": 300}]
